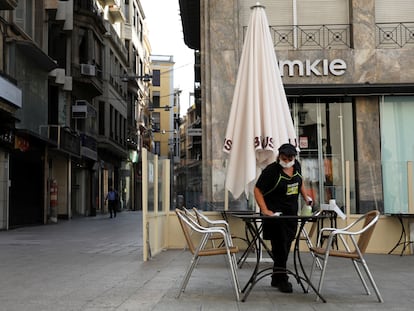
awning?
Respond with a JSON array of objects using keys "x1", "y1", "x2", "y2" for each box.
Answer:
[
  {"x1": 0, "y1": 108, "x2": 19, "y2": 128},
  {"x1": 179, "y1": 0, "x2": 200, "y2": 50},
  {"x1": 97, "y1": 137, "x2": 128, "y2": 159},
  {"x1": 14, "y1": 40, "x2": 57, "y2": 72},
  {"x1": 9, "y1": 128, "x2": 58, "y2": 152}
]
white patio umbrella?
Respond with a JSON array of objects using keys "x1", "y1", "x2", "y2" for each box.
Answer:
[{"x1": 223, "y1": 3, "x2": 297, "y2": 199}]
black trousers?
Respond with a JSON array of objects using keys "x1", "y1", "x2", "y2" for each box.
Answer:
[
  {"x1": 266, "y1": 220, "x2": 297, "y2": 282},
  {"x1": 108, "y1": 200, "x2": 117, "y2": 217}
]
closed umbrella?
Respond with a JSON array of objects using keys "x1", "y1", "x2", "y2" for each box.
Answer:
[{"x1": 223, "y1": 3, "x2": 297, "y2": 199}]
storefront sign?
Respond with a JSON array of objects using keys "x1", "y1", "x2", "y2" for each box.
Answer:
[
  {"x1": 0, "y1": 129, "x2": 14, "y2": 146},
  {"x1": 279, "y1": 58, "x2": 347, "y2": 77},
  {"x1": 14, "y1": 136, "x2": 29, "y2": 152},
  {"x1": 0, "y1": 76, "x2": 22, "y2": 108}
]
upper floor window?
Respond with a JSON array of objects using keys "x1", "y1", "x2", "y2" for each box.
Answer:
[
  {"x1": 124, "y1": 0, "x2": 130, "y2": 21},
  {"x1": 152, "y1": 70, "x2": 161, "y2": 86},
  {"x1": 152, "y1": 92, "x2": 160, "y2": 107},
  {"x1": 154, "y1": 141, "x2": 161, "y2": 156},
  {"x1": 241, "y1": 0, "x2": 350, "y2": 50},
  {"x1": 15, "y1": 0, "x2": 34, "y2": 38},
  {"x1": 152, "y1": 112, "x2": 160, "y2": 133},
  {"x1": 78, "y1": 27, "x2": 89, "y2": 64},
  {"x1": 139, "y1": 20, "x2": 143, "y2": 42},
  {"x1": 375, "y1": 0, "x2": 414, "y2": 22}
]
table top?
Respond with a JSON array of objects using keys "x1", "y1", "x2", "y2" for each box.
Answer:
[
  {"x1": 386, "y1": 213, "x2": 414, "y2": 218},
  {"x1": 233, "y1": 213, "x2": 327, "y2": 221},
  {"x1": 215, "y1": 209, "x2": 256, "y2": 214}
]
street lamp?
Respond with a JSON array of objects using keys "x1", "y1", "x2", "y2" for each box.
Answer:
[
  {"x1": 121, "y1": 73, "x2": 152, "y2": 82},
  {"x1": 148, "y1": 105, "x2": 173, "y2": 112},
  {"x1": 152, "y1": 128, "x2": 177, "y2": 138}
]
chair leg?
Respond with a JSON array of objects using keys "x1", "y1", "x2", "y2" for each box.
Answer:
[
  {"x1": 231, "y1": 252, "x2": 241, "y2": 292},
  {"x1": 307, "y1": 252, "x2": 327, "y2": 301},
  {"x1": 303, "y1": 229, "x2": 322, "y2": 270},
  {"x1": 307, "y1": 253, "x2": 318, "y2": 293},
  {"x1": 312, "y1": 256, "x2": 383, "y2": 303},
  {"x1": 351, "y1": 259, "x2": 371, "y2": 295},
  {"x1": 315, "y1": 255, "x2": 329, "y2": 301},
  {"x1": 227, "y1": 251, "x2": 241, "y2": 301},
  {"x1": 305, "y1": 239, "x2": 322, "y2": 270},
  {"x1": 359, "y1": 258, "x2": 384, "y2": 303},
  {"x1": 313, "y1": 254, "x2": 322, "y2": 270},
  {"x1": 177, "y1": 254, "x2": 200, "y2": 298}
]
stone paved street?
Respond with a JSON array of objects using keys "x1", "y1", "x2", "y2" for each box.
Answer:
[{"x1": 0, "y1": 210, "x2": 413, "y2": 311}]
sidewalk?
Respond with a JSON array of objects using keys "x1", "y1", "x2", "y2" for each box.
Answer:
[{"x1": 0, "y1": 210, "x2": 413, "y2": 311}]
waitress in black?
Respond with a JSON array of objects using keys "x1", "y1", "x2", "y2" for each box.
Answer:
[{"x1": 254, "y1": 143, "x2": 311, "y2": 293}]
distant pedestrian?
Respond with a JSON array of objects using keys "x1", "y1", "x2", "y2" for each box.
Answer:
[{"x1": 105, "y1": 187, "x2": 117, "y2": 218}]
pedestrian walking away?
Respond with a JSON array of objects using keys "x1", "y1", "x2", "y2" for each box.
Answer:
[{"x1": 105, "y1": 187, "x2": 118, "y2": 218}]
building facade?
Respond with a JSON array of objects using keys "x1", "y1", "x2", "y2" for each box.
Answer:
[
  {"x1": 149, "y1": 55, "x2": 176, "y2": 157},
  {"x1": 1, "y1": 0, "x2": 58, "y2": 229},
  {"x1": 179, "y1": 0, "x2": 414, "y2": 215},
  {"x1": 0, "y1": 0, "x2": 152, "y2": 229},
  {"x1": 148, "y1": 55, "x2": 182, "y2": 209},
  {"x1": 176, "y1": 100, "x2": 202, "y2": 209}
]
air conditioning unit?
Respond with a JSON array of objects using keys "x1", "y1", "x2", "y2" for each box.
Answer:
[
  {"x1": 80, "y1": 64, "x2": 96, "y2": 76},
  {"x1": 72, "y1": 100, "x2": 89, "y2": 119}
]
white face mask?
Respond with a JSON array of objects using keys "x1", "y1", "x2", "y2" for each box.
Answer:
[{"x1": 280, "y1": 159, "x2": 295, "y2": 169}]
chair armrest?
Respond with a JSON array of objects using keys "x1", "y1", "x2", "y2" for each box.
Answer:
[
  {"x1": 319, "y1": 227, "x2": 336, "y2": 234},
  {"x1": 193, "y1": 208, "x2": 231, "y2": 231},
  {"x1": 180, "y1": 211, "x2": 234, "y2": 247}
]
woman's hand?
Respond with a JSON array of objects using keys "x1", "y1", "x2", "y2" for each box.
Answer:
[
  {"x1": 254, "y1": 187, "x2": 274, "y2": 216},
  {"x1": 261, "y1": 208, "x2": 275, "y2": 216}
]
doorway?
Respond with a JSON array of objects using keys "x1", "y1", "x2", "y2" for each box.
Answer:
[{"x1": 291, "y1": 98, "x2": 355, "y2": 210}]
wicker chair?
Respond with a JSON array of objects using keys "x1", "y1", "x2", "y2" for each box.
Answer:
[
  {"x1": 309, "y1": 210, "x2": 383, "y2": 302},
  {"x1": 175, "y1": 209, "x2": 241, "y2": 301}
]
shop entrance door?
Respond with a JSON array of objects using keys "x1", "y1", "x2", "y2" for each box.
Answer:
[{"x1": 291, "y1": 99, "x2": 355, "y2": 210}]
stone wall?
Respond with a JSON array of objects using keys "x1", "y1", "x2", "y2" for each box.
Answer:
[{"x1": 201, "y1": 0, "x2": 414, "y2": 204}]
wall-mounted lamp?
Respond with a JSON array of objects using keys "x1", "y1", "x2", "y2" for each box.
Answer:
[
  {"x1": 148, "y1": 105, "x2": 173, "y2": 112},
  {"x1": 121, "y1": 73, "x2": 152, "y2": 82},
  {"x1": 161, "y1": 129, "x2": 177, "y2": 134},
  {"x1": 151, "y1": 129, "x2": 177, "y2": 134}
]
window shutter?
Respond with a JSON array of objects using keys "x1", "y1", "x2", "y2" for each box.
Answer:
[
  {"x1": 240, "y1": 0, "x2": 348, "y2": 26},
  {"x1": 375, "y1": 0, "x2": 414, "y2": 23},
  {"x1": 240, "y1": 0, "x2": 293, "y2": 26},
  {"x1": 297, "y1": 0, "x2": 349, "y2": 25}
]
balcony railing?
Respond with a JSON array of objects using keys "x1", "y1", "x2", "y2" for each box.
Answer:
[
  {"x1": 376, "y1": 22, "x2": 414, "y2": 48},
  {"x1": 39, "y1": 125, "x2": 81, "y2": 157},
  {"x1": 245, "y1": 23, "x2": 414, "y2": 50},
  {"x1": 108, "y1": 4, "x2": 125, "y2": 23},
  {"x1": 244, "y1": 24, "x2": 352, "y2": 50},
  {"x1": 80, "y1": 133, "x2": 98, "y2": 160}
]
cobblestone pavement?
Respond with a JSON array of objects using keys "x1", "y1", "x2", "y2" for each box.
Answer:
[{"x1": 0, "y1": 210, "x2": 413, "y2": 311}]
